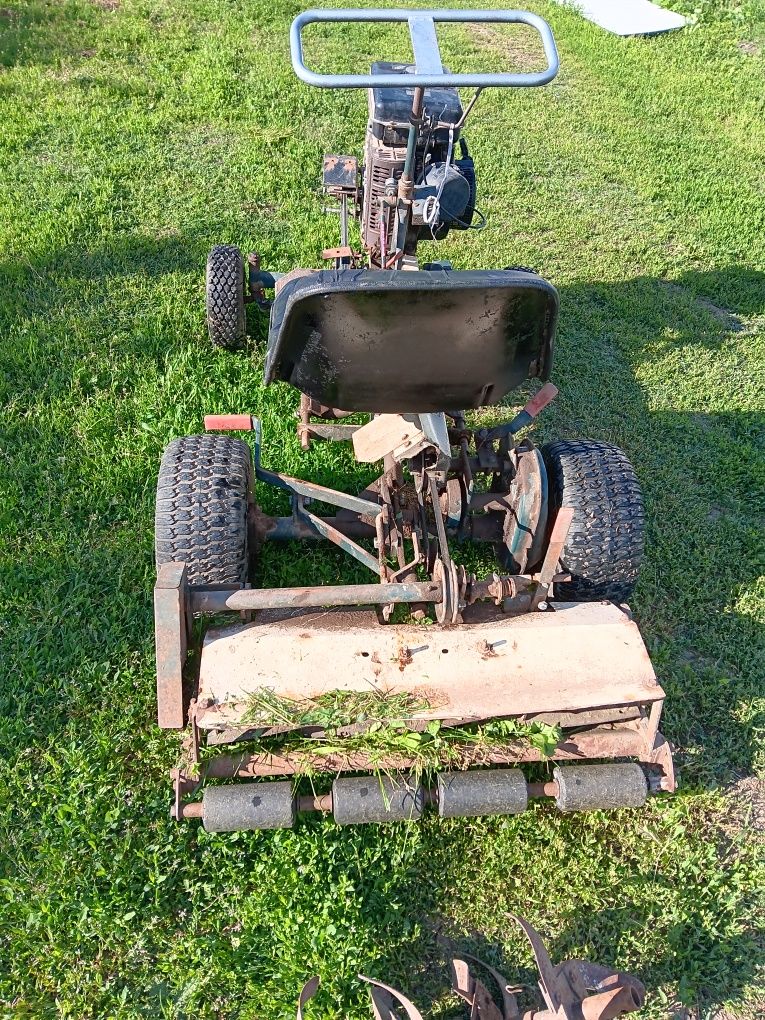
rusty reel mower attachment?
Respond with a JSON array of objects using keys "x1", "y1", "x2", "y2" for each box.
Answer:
[
  {"x1": 158, "y1": 8, "x2": 675, "y2": 827},
  {"x1": 156, "y1": 401, "x2": 674, "y2": 828},
  {"x1": 296, "y1": 916, "x2": 646, "y2": 1020}
]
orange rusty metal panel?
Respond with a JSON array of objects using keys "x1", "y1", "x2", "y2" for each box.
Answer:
[
  {"x1": 322, "y1": 246, "x2": 353, "y2": 260},
  {"x1": 194, "y1": 601, "x2": 663, "y2": 730},
  {"x1": 154, "y1": 562, "x2": 188, "y2": 729}
]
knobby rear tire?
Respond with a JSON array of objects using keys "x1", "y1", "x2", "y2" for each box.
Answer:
[
  {"x1": 542, "y1": 439, "x2": 644, "y2": 603},
  {"x1": 155, "y1": 434, "x2": 252, "y2": 586}
]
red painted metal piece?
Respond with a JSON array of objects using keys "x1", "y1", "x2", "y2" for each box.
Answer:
[
  {"x1": 524, "y1": 380, "x2": 559, "y2": 419},
  {"x1": 203, "y1": 414, "x2": 253, "y2": 431}
]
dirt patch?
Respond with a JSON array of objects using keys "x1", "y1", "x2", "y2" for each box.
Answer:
[
  {"x1": 723, "y1": 774, "x2": 765, "y2": 837},
  {"x1": 678, "y1": 647, "x2": 719, "y2": 670},
  {"x1": 664, "y1": 283, "x2": 743, "y2": 332},
  {"x1": 465, "y1": 23, "x2": 548, "y2": 75},
  {"x1": 711, "y1": 995, "x2": 765, "y2": 1020},
  {"x1": 737, "y1": 40, "x2": 761, "y2": 56},
  {"x1": 696, "y1": 295, "x2": 744, "y2": 331},
  {"x1": 92, "y1": 0, "x2": 119, "y2": 9}
]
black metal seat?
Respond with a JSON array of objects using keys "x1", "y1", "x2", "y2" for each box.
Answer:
[{"x1": 265, "y1": 269, "x2": 558, "y2": 413}]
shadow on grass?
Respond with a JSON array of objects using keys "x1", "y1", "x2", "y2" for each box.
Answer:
[
  {"x1": 291, "y1": 806, "x2": 763, "y2": 1020},
  {"x1": 547, "y1": 269, "x2": 764, "y2": 789},
  {"x1": 402, "y1": 894, "x2": 764, "y2": 1020},
  {"x1": 0, "y1": 0, "x2": 112, "y2": 70}
]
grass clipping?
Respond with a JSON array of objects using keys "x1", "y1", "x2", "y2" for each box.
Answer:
[{"x1": 242, "y1": 688, "x2": 561, "y2": 774}]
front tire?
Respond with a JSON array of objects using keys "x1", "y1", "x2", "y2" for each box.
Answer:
[
  {"x1": 206, "y1": 244, "x2": 246, "y2": 349},
  {"x1": 155, "y1": 434, "x2": 252, "y2": 586},
  {"x1": 542, "y1": 439, "x2": 644, "y2": 603}
]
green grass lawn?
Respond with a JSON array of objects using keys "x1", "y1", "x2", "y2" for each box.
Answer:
[{"x1": 1, "y1": 0, "x2": 764, "y2": 1016}]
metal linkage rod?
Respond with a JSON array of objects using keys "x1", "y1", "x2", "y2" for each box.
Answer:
[{"x1": 192, "y1": 581, "x2": 441, "y2": 614}]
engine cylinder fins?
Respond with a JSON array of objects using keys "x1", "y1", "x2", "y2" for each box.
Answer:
[
  {"x1": 332, "y1": 775, "x2": 425, "y2": 825},
  {"x1": 437, "y1": 768, "x2": 528, "y2": 818},
  {"x1": 201, "y1": 782, "x2": 296, "y2": 832},
  {"x1": 553, "y1": 763, "x2": 648, "y2": 813}
]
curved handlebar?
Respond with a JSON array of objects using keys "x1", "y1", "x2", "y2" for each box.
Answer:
[{"x1": 290, "y1": 8, "x2": 559, "y2": 89}]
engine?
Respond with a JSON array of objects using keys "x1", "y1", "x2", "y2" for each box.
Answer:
[{"x1": 361, "y1": 63, "x2": 476, "y2": 266}]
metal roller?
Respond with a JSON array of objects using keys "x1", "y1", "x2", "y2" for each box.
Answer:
[
  {"x1": 202, "y1": 782, "x2": 296, "y2": 831},
  {"x1": 332, "y1": 775, "x2": 424, "y2": 825},
  {"x1": 553, "y1": 763, "x2": 648, "y2": 813},
  {"x1": 437, "y1": 769, "x2": 528, "y2": 818}
]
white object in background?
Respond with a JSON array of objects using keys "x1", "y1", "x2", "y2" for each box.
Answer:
[{"x1": 554, "y1": 0, "x2": 687, "y2": 36}]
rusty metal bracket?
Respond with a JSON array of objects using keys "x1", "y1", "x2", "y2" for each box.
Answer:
[
  {"x1": 452, "y1": 918, "x2": 645, "y2": 1020},
  {"x1": 299, "y1": 422, "x2": 362, "y2": 443},
  {"x1": 531, "y1": 506, "x2": 574, "y2": 610},
  {"x1": 322, "y1": 245, "x2": 354, "y2": 260},
  {"x1": 154, "y1": 562, "x2": 189, "y2": 729},
  {"x1": 359, "y1": 975, "x2": 425, "y2": 1020},
  {"x1": 298, "y1": 393, "x2": 361, "y2": 449},
  {"x1": 299, "y1": 503, "x2": 382, "y2": 575},
  {"x1": 297, "y1": 977, "x2": 321, "y2": 1020},
  {"x1": 293, "y1": 918, "x2": 645, "y2": 1020},
  {"x1": 514, "y1": 915, "x2": 645, "y2": 1019},
  {"x1": 322, "y1": 153, "x2": 358, "y2": 191},
  {"x1": 647, "y1": 731, "x2": 676, "y2": 793},
  {"x1": 452, "y1": 956, "x2": 516, "y2": 1020},
  {"x1": 170, "y1": 768, "x2": 200, "y2": 822},
  {"x1": 256, "y1": 464, "x2": 382, "y2": 519},
  {"x1": 184, "y1": 699, "x2": 200, "y2": 765}
]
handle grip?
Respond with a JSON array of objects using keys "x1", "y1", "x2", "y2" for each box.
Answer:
[{"x1": 290, "y1": 8, "x2": 559, "y2": 89}]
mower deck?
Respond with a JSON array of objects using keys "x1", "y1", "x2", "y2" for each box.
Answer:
[{"x1": 196, "y1": 601, "x2": 661, "y2": 730}]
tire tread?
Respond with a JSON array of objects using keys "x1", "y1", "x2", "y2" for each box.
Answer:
[
  {"x1": 155, "y1": 434, "x2": 251, "y2": 585},
  {"x1": 206, "y1": 244, "x2": 246, "y2": 349},
  {"x1": 542, "y1": 439, "x2": 644, "y2": 602}
]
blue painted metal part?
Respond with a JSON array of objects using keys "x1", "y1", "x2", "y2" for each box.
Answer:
[
  {"x1": 257, "y1": 467, "x2": 382, "y2": 518},
  {"x1": 290, "y1": 9, "x2": 559, "y2": 90},
  {"x1": 299, "y1": 506, "x2": 381, "y2": 574},
  {"x1": 249, "y1": 268, "x2": 276, "y2": 290},
  {"x1": 528, "y1": 450, "x2": 548, "y2": 568},
  {"x1": 484, "y1": 409, "x2": 532, "y2": 442}
]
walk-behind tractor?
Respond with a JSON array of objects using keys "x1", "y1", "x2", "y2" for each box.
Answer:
[
  {"x1": 154, "y1": 9, "x2": 675, "y2": 830},
  {"x1": 297, "y1": 916, "x2": 646, "y2": 1020}
]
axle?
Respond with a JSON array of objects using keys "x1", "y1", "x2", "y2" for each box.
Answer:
[
  {"x1": 191, "y1": 580, "x2": 440, "y2": 613},
  {"x1": 172, "y1": 762, "x2": 651, "y2": 826}
]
